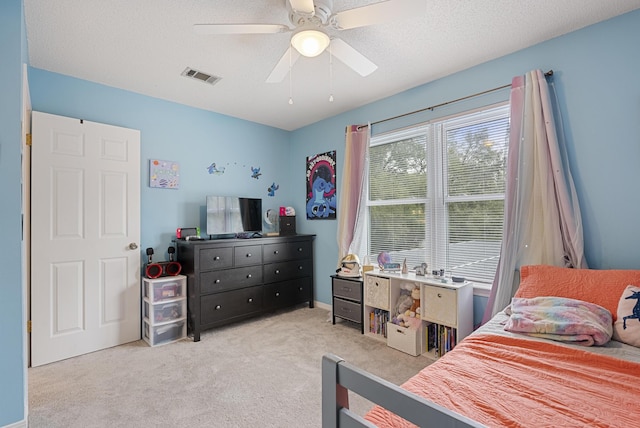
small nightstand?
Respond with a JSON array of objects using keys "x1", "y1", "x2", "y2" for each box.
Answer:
[{"x1": 331, "y1": 275, "x2": 364, "y2": 334}]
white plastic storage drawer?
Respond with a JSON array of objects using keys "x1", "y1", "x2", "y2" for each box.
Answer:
[
  {"x1": 386, "y1": 321, "x2": 425, "y2": 356},
  {"x1": 365, "y1": 275, "x2": 390, "y2": 310},
  {"x1": 143, "y1": 298, "x2": 187, "y2": 325},
  {"x1": 143, "y1": 318, "x2": 186, "y2": 347},
  {"x1": 142, "y1": 275, "x2": 186, "y2": 303}
]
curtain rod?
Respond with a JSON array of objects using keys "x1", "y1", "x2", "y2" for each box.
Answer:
[{"x1": 357, "y1": 70, "x2": 553, "y2": 131}]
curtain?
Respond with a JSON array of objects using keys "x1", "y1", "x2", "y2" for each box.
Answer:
[
  {"x1": 336, "y1": 124, "x2": 370, "y2": 266},
  {"x1": 483, "y1": 70, "x2": 587, "y2": 322}
]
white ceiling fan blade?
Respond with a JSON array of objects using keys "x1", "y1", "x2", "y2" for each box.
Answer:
[
  {"x1": 266, "y1": 47, "x2": 301, "y2": 83},
  {"x1": 289, "y1": 0, "x2": 315, "y2": 15},
  {"x1": 333, "y1": 0, "x2": 422, "y2": 30},
  {"x1": 194, "y1": 24, "x2": 290, "y2": 35},
  {"x1": 329, "y1": 38, "x2": 377, "y2": 77}
]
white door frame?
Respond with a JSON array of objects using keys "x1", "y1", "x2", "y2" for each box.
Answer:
[{"x1": 21, "y1": 62, "x2": 32, "y2": 428}]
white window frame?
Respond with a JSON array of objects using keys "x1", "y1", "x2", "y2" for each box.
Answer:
[{"x1": 360, "y1": 102, "x2": 509, "y2": 286}]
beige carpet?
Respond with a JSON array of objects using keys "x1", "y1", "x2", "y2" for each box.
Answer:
[{"x1": 28, "y1": 306, "x2": 431, "y2": 427}]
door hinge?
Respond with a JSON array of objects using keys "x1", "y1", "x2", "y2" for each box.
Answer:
[
  {"x1": 26, "y1": 133, "x2": 32, "y2": 146},
  {"x1": 27, "y1": 320, "x2": 32, "y2": 333}
]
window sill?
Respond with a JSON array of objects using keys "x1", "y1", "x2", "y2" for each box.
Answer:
[{"x1": 472, "y1": 282, "x2": 491, "y2": 298}]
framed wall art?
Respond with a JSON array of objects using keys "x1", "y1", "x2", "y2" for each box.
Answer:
[
  {"x1": 149, "y1": 159, "x2": 180, "y2": 189},
  {"x1": 306, "y1": 150, "x2": 336, "y2": 220}
]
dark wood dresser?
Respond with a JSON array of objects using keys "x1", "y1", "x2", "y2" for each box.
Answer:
[{"x1": 176, "y1": 234, "x2": 315, "y2": 341}]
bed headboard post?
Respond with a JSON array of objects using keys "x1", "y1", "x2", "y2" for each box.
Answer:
[{"x1": 322, "y1": 354, "x2": 350, "y2": 428}]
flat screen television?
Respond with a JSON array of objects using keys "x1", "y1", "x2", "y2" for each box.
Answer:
[{"x1": 206, "y1": 196, "x2": 262, "y2": 238}]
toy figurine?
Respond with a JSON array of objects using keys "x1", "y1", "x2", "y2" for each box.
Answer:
[{"x1": 414, "y1": 262, "x2": 428, "y2": 276}]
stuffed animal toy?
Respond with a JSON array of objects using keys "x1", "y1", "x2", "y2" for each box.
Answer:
[
  {"x1": 406, "y1": 286, "x2": 421, "y2": 318},
  {"x1": 391, "y1": 284, "x2": 414, "y2": 326}
]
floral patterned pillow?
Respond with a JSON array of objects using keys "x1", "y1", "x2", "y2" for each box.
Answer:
[{"x1": 612, "y1": 285, "x2": 640, "y2": 347}]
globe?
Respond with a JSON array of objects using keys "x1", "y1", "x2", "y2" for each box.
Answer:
[{"x1": 377, "y1": 251, "x2": 391, "y2": 267}]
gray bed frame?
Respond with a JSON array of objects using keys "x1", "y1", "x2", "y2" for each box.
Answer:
[{"x1": 321, "y1": 353, "x2": 486, "y2": 428}]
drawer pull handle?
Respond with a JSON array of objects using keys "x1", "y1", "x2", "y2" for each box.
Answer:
[
  {"x1": 214, "y1": 256, "x2": 220, "y2": 261},
  {"x1": 297, "y1": 247, "x2": 303, "y2": 252},
  {"x1": 299, "y1": 287, "x2": 303, "y2": 291},
  {"x1": 275, "y1": 269, "x2": 280, "y2": 274},
  {"x1": 246, "y1": 253, "x2": 252, "y2": 257},
  {"x1": 215, "y1": 305, "x2": 221, "y2": 310},
  {"x1": 274, "y1": 250, "x2": 279, "y2": 254},
  {"x1": 298, "y1": 266, "x2": 303, "y2": 270},
  {"x1": 248, "y1": 298, "x2": 253, "y2": 303},
  {"x1": 247, "y1": 274, "x2": 252, "y2": 278},
  {"x1": 438, "y1": 293, "x2": 442, "y2": 298},
  {"x1": 275, "y1": 292, "x2": 280, "y2": 297},
  {"x1": 215, "y1": 279, "x2": 221, "y2": 284}
]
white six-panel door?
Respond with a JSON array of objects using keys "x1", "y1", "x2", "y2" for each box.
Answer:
[{"x1": 31, "y1": 111, "x2": 141, "y2": 367}]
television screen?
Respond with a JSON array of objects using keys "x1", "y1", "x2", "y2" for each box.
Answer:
[{"x1": 206, "y1": 196, "x2": 262, "y2": 237}]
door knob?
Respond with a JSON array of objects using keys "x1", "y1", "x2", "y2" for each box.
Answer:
[{"x1": 128, "y1": 242, "x2": 138, "y2": 250}]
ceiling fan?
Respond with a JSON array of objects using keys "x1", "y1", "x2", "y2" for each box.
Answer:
[{"x1": 194, "y1": 0, "x2": 420, "y2": 83}]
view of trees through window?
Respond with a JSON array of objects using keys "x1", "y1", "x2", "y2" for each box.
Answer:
[{"x1": 362, "y1": 104, "x2": 509, "y2": 284}]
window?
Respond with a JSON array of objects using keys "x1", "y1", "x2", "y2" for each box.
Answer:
[{"x1": 361, "y1": 103, "x2": 509, "y2": 284}]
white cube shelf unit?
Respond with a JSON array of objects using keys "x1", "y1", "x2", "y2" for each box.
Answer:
[
  {"x1": 142, "y1": 275, "x2": 187, "y2": 347},
  {"x1": 363, "y1": 270, "x2": 473, "y2": 358}
]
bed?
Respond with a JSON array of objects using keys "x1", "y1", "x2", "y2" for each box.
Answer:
[{"x1": 322, "y1": 265, "x2": 640, "y2": 428}]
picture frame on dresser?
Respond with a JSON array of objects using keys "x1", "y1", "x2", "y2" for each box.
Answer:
[{"x1": 176, "y1": 234, "x2": 315, "y2": 341}]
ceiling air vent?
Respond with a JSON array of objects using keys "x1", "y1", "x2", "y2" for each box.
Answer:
[{"x1": 181, "y1": 67, "x2": 221, "y2": 86}]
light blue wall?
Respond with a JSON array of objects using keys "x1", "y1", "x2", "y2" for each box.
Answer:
[
  {"x1": 28, "y1": 69, "x2": 294, "y2": 261},
  {"x1": 291, "y1": 10, "x2": 640, "y2": 323},
  {"x1": 0, "y1": 0, "x2": 26, "y2": 425},
  {"x1": 3, "y1": 7, "x2": 640, "y2": 419}
]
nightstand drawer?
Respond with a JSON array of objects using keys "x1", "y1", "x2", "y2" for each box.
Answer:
[
  {"x1": 422, "y1": 285, "x2": 457, "y2": 326},
  {"x1": 332, "y1": 277, "x2": 362, "y2": 301},
  {"x1": 333, "y1": 297, "x2": 362, "y2": 323}
]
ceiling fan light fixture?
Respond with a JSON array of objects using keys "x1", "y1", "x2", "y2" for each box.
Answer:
[{"x1": 291, "y1": 29, "x2": 330, "y2": 57}]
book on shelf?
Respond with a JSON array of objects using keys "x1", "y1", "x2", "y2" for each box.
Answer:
[
  {"x1": 369, "y1": 308, "x2": 389, "y2": 337},
  {"x1": 425, "y1": 322, "x2": 457, "y2": 358}
]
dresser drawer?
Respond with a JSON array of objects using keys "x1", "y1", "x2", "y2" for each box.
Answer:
[
  {"x1": 333, "y1": 297, "x2": 362, "y2": 324},
  {"x1": 263, "y1": 240, "x2": 313, "y2": 263},
  {"x1": 200, "y1": 286, "x2": 263, "y2": 325},
  {"x1": 263, "y1": 277, "x2": 312, "y2": 310},
  {"x1": 200, "y1": 265, "x2": 263, "y2": 294},
  {"x1": 332, "y1": 277, "x2": 362, "y2": 301},
  {"x1": 263, "y1": 242, "x2": 289, "y2": 263},
  {"x1": 365, "y1": 275, "x2": 390, "y2": 310},
  {"x1": 263, "y1": 259, "x2": 312, "y2": 283},
  {"x1": 233, "y1": 244, "x2": 262, "y2": 267},
  {"x1": 199, "y1": 247, "x2": 233, "y2": 271},
  {"x1": 287, "y1": 240, "x2": 312, "y2": 260},
  {"x1": 422, "y1": 285, "x2": 457, "y2": 326}
]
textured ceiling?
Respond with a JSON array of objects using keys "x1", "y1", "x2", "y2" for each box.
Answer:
[{"x1": 24, "y1": 0, "x2": 640, "y2": 131}]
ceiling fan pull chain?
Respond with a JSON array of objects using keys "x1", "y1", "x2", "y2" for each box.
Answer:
[
  {"x1": 329, "y1": 41, "x2": 334, "y2": 103},
  {"x1": 288, "y1": 47, "x2": 294, "y2": 105}
]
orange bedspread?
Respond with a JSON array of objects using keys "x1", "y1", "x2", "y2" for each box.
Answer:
[{"x1": 364, "y1": 334, "x2": 640, "y2": 428}]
